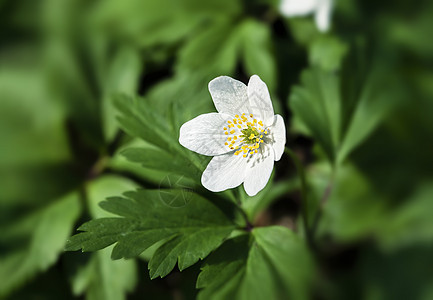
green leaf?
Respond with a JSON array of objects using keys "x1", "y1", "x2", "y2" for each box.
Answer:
[
  {"x1": 317, "y1": 163, "x2": 388, "y2": 242},
  {"x1": 336, "y1": 68, "x2": 399, "y2": 164},
  {"x1": 289, "y1": 64, "x2": 398, "y2": 166},
  {"x1": 121, "y1": 147, "x2": 201, "y2": 181},
  {"x1": 0, "y1": 192, "x2": 81, "y2": 297},
  {"x1": 102, "y1": 46, "x2": 142, "y2": 142},
  {"x1": 240, "y1": 179, "x2": 298, "y2": 222},
  {"x1": 93, "y1": 0, "x2": 241, "y2": 48},
  {"x1": 114, "y1": 94, "x2": 206, "y2": 182},
  {"x1": 0, "y1": 67, "x2": 70, "y2": 166},
  {"x1": 71, "y1": 246, "x2": 136, "y2": 300},
  {"x1": 114, "y1": 94, "x2": 174, "y2": 150},
  {"x1": 145, "y1": 71, "x2": 212, "y2": 119},
  {"x1": 176, "y1": 17, "x2": 242, "y2": 75},
  {"x1": 197, "y1": 226, "x2": 314, "y2": 300},
  {"x1": 240, "y1": 19, "x2": 276, "y2": 90},
  {"x1": 66, "y1": 189, "x2": 237, "y2": 279},
  {"x1": 309, "y1": 35, "x2": 348, "y2": 71},
  {"x1": 287, "y1": 18, "x2": 320, "y2": 46},
  {"x1": 290, "y1": 68, "x2": 342, "y2": 162},
  {"x1": 86, "y1": 175, "x2": 139, "y2": 218},
  {"x1": 109, "y1": 139, "x2": 198, "y2": 186},
  {"x1": 43, "y1": 33, "x2": 105, "y2": 149},
  {"x1": 70, "y1": 175, "x2": 138, "y2": 300}
]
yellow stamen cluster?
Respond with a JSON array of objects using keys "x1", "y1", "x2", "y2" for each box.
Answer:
[{"x1": 222, "y1": 113, "x2": 268, "y2": 158}]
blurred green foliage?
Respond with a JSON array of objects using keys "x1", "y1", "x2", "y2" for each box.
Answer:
[{"x1": 1, "y1": 0, "x2": 433, "y2": 299}]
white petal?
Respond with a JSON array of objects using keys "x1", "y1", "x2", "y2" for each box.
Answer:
[
  {"x1": 208, "y1": 76, "x2": 251, "y2": 116},
  {"x1": 270, "y1": 114, "x2": 286, "y2": 161},
  {"x1": 247, "y1": 75, "x2": 275, "y2": 126},
  {"x1": 280, "y1": 0, "x2": 317, "y2": 16},
  {"x1": 201, "y1": 153, "x2": 248, "y2": 192},
  {"x1": 315, "y1": 0, "x2": 332, "y2": 32},
  {"x1": 179, "y1": 113, "x2": 232, "y2": 156},
  {"x1": 243, "y1": 146, "x2": 275, "y2": 196}
]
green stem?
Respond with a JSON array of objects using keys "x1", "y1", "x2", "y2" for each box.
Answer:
[{"x1": 284, "y1": 147, "x2": 312, "y2": 244}]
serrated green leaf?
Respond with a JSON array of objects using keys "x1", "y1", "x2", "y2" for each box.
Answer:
[
  {"x1": 109, "y1": 138, "x2": 191, "y2": 186},
  {"x1": 0, "y1": 192, "x2": 81, "y2": 297},
  {"x1": 70, "y1": 175, "x2": 138, "y2": 300},
  {"x1": 114, "y1": 94, "x2": 173, "y2": 150},
  {"x1": 66, "y1": 189, "x2": 237, "y2": 279},
  {"x1": 86, "y1": 175, "x2": 139, "y2": 218},
  {"x1": 197, "y1": 226, "x2": 314, "y2": 300},
  {"x1": 114, "y1": 94, "x2": 206, "y2": 181},
  {"x1": 121, "y1": 147, "x2": 201, "y2": 181}
]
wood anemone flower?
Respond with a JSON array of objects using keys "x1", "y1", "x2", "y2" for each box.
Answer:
[{"x1": 179, "y1": 75, "x2": 286, "y2": 196}]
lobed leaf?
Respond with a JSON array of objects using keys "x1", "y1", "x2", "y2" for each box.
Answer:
[
  {"x1": 114, "y1": 94, "x2": 206, "y2": 181},
  {"x1": 197, "y1": 226, "x2": 315, "y2": 300},
  {"x1": 66, "y1": 189, "x2": 237, "y2": 278},
  {"x1": 289, "y1": 64, "x2": 397, "y2": 166},
  {"x1": 121, "y1": 147, "x2": 201, "y2": 181},
  {"x1": 69, "y1": 175, "x2": 139, "y2": 300}
]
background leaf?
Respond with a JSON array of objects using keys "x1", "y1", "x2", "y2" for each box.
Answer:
[
  {"x1": 240, "y1": 19, "x2": 277, "y2": 90},
  {"x1": 0, "y1": 192, "x2": 81, "y2": 297},
  {"x1": 102, "y1": 46, "x2": 142, "y2": 142},
  {"x1": 290, "y1": 67, "x2": 341, "y2": 162}
]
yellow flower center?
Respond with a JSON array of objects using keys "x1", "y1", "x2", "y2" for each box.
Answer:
[{"x1": 222, "y1": 113, "x2": 268, "y2": 158}]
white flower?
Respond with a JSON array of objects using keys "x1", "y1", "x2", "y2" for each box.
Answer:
[
  {"x1": 179, "y1": 75, "x2": 286, "y2": 197},
  {"x1": 280, "y1": 0, "x2": 333, "y2": 32}
]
